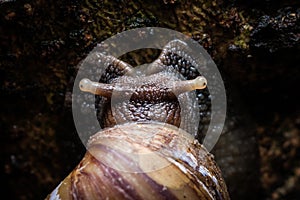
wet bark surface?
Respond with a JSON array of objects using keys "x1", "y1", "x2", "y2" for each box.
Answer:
[{"x1": 1, "y1": 0, "x2": 299, "y2": 199}]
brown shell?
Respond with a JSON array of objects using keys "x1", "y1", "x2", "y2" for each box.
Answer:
[{"x1": 47, "y1": 122, "x2": 229, "y2": 200}]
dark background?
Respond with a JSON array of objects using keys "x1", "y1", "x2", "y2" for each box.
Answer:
[{"x1": 1, "y1": 0, "x2": 299, "y2": 199}]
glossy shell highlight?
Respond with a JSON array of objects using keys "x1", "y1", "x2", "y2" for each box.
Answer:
[{"x1": 47, "y1": 122, "x2": 229, "y2": 200}]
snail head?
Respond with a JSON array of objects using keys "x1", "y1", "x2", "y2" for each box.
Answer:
[{"x1": 79, "y1": 40, "x2": 209, "y2": 133}]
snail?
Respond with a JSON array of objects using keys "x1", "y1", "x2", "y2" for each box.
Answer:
[{"x1": 47, "y1": 40, "x2": 230, "y2": 199}]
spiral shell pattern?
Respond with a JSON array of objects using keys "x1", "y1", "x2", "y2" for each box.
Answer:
[{"x1": 47, "y1": 123, "x2": 229, "y2": 200}]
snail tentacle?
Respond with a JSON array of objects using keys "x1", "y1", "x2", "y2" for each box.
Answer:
[
  {"x1": 79, "y1": 78, "x2": 136, "y2": 98},
  {"x1": 80, "y1": 75, "x2": 207, "y2": 98},
  {"x1": 96, "y1": 53, "x2": 134, "y2": 83},
  {"x1": 106, "y1": 55, "x2": 134, "y2": 75},
  {"x1": 79, "y1": 78, "x2": 113, "y2": 97},
  {"x1": 146, "y1": 39, "x2": 200, "y2": 78},
  {"x1": 171, "y1": 76, "x2": 207, "y2": 95}
]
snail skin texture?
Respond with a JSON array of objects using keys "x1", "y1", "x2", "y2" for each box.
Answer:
[{"x1": 47, "y1": 40, "x2": 230, "y2": 199}]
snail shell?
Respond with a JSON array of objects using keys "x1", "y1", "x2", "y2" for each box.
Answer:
[
  {"x1": 47, "y1": 123, "x2": 229, "y2": 200},
  {"x1": 47, "y1": 40, "x2": 229, "y2": 199}
]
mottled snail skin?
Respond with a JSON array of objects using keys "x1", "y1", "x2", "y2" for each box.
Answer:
[
  {"x1": 47, "y1": 40, "x2": 230, "y2": 199},
  {"x1": 93, "y1": 40, "x2": 212, "y2": 137}
]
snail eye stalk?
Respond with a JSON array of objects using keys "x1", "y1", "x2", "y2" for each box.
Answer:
[
  {"x1": 172, "y1": 76, "x2": 207, "y2": 95},
  {"x1": 79, "y1": 76, "x2": 207, "y2": 98},
  {"x1": 79, "y1": 78, "x2": 114, "y2": 98}
]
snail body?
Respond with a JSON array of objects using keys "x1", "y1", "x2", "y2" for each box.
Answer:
[{"x1": 47, "y1": 40, "x2": 230, "y2": 199}]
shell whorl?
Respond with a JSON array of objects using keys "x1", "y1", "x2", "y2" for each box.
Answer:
[{"x1": 47, "y1": 123, "x2": 229, "y2": 200}]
